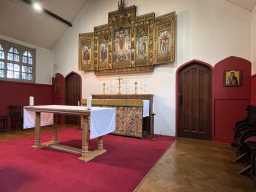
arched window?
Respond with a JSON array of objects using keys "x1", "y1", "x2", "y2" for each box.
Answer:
[
  {"x1": 0, "y1": 44, "x2": 4, "y2": 60},
  {"x1": 0, "y1": 45, "x2": 5, "y2": 78},
  {"x1": 0, "y1": 39, "x2": 35, "y2": 82},
  {"x1": 7, "y1": 48, "x2": 20, "y2": 79},
  {"x1": 22, "y1": 51, "x2": 33, "y2": 80},
  {"x1": 8, "y1": 47, "x2": 19, "y2": 62},
  {"x1": 22, "y1": 51, "x2": 33, "y2": 65}
]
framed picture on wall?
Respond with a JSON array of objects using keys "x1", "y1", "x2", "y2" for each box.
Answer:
[{"x1": 224, "y1": 70, "x2": 241, "y2": 87}]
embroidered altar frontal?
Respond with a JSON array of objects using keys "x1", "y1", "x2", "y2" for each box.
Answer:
[{"x1": 82, "y1": 99, "x2": 145, "y2": 138}]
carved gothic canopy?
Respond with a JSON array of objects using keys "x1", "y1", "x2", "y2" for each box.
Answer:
[{"x1": 79, "y1": 4, "x2": 176, "y2": 75}]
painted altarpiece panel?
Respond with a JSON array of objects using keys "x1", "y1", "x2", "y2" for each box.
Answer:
[
  {"x1": 94, "y1": 25, "x2": 112, "y2": 71},
  {"x1": 155, "y1": 12, "x2": 176, "y2": 65},
  {"x1": 78, "y1": 2, "x2": 176, "y2": 75},
  {"x1": 135, "y1": 13, "x2": 155, "y2": 67},
  {"x1": 112, "y1": 27, "x2": 132, "y2": 69},
  {"x1": 79, "y1": 33, "x2": 94, "y2": 71}
]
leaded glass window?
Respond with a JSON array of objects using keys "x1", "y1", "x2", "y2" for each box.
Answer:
[
  {"x1": 0, "y1": 39, "x2": 35, "y2": 82},
  {"x1": 22, "y1": 51, "x2": 33, "y2": 80},
  {"x1": 0, "y1": 61, "x2": 4, "y2": 78},
  {"x1": 0, "y1": 45, "x2": 4, "y2": 60},
  {"x1": 0, "y1": 45, "x2": 5, "y2": 79},
  {"x1": 8, "y1": 48, "x2": 20, "y2": 62}
]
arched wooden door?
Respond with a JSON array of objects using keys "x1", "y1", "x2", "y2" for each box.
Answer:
[
  {"x1": 53, "y1": 73, "x2": 65, "y2": 105},
  {"x1": 177, "y1": 62, "x2": 212, "y2": 139},
  {"x1": 65, "y1": 72, "x2": 82, "y2": 125},
  {"x1": 53, "y1": 73, "x2": 65, "y2": 124}
]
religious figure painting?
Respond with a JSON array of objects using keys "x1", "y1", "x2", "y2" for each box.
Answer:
[
  {"x1": 137, "y1": 35, "x2": 148, "y2": 58},
  {"x1": 99, "y1": 40, "x2": 109, "y2": 68},
  {"x1": 159, "y1": 30, "x2": 170, "y2": 57},
  {"x1": 224, "y1": 70, "x2": 241, "y2": 87},
  {"x1": 135, "y1": 32, "x2": 148, "y2": 65},
  {"x1": 112, "y1": 28, "x2": 131, "y2": 68},
  {"x1": 79, "y1": 33, "x2": 94, "y2": 71},
  {"x1": 82, "y1": 46, "x2": 90, "y2": 65},
  {"x1": 155, "y1": 12, "x2": 176, "y2": 65}
]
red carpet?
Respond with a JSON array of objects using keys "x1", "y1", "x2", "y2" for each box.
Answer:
[{"x1": 0, "y1": 128, "x2": 174, "y2": 192}]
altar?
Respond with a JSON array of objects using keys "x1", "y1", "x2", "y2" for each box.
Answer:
[
  {"x1": 24, "y1": 105, "x2": 116, "y2": 162},
  {"x1": 82, "y1": 94, "x2": 154, "y2": 138}
]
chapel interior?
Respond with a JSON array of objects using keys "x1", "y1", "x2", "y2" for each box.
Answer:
[{"x1": 1, "y1": 0, "x2": 256, "y2": 191}]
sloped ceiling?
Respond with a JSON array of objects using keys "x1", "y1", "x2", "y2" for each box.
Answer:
[
  {"x1": 227, "y1": 0, "x2": 256, "y2": 11},
  {"x1": 0, "y1": 0, "x2": 87, "y2": 49},
  {"x1": 0, "y1": 0, "x2": 255, "y2": 49}
]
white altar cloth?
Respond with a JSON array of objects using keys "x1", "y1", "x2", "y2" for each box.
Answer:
[
  {"x1": 23, "y1": 109, "x2": 53, "y2": 129},
  {"x1": 143, "y1": 100, "x2": 150, "y2": 117},
  {"x1": 89, "y1": 107, "x2": 116, "y2": 139},
  {"x1": 23, "y1": 106, "x2": 116, "y2": 139}
]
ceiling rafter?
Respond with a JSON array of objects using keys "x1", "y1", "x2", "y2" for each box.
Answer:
[
  {"x1": 226, "y1": 0, "x2": 256, "y2": 12},
  {"x1": 21, "y1": 0, "x2": 72, "y2": 27}
]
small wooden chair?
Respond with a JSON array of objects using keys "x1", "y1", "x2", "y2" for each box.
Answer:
[
  {"x1": 239, "y1": 136, "x2": 256, "y2": 176},
  {"x1": 8, "y1": 105, "x2": 24, "y2": 130},
  {"x1": 233, "y1": 105, "x2": 256, "y2": 147},
  {"x1": 0, "y1": 116, "x2": 8, "y2": 131},
  {"x1": 246, "y1": 137, "x2": 256, "y2": 178}
]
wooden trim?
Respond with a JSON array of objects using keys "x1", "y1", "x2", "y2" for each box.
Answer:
[
  {"x1": 21, "y1": 0, "x2": 72, "y2": 27},
  {"x1": 0, "y1": 79, "x2": 52, "y2": 87},
  {"x1": 81, "y1": 99, "x2": 144, "y2": 107},
  {"x1": 24, "y1": 106, "x2": 90, "y2": 116}
]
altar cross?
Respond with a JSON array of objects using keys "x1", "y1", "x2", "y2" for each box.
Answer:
[{"x1": 117, "y1": 77, "x2": 123, "y2": 95}]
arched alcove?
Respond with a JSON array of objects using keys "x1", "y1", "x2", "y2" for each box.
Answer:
[{"x1": 213, "y1": 56, "x2": 251, "y2": 143}]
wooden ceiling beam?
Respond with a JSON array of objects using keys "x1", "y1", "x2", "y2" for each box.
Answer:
[{"x1": 21, "y1": 0, "x2": 72, "y2": 27}]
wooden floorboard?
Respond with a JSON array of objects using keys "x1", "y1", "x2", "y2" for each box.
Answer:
[{"x1": 135, "y1": 138, "x2": 256, "y2": 192}]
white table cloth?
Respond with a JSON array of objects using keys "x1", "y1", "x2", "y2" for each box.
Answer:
[
  {"x1": 143, "y1": 100, "x2": 150, "y2": 117},
  {"x1": 23, "y1": 109, "x2": 53, "y2": 129},
  {"x1": 23, "y1": 106, "x2": 116, "y2": 139},
  {"x1": 89, "y1": 107, "x2": 116, "y2": 139}
]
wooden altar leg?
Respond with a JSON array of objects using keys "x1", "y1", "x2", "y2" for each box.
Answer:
[
  {"x1": 53, "y1": 114, "x2": 58, "y2": 144},
  {"x1": 79, "y1": 114, "x2": 89, "y2": 161},
  {"x1": 97, "y1": 137, "x2": 104, "y2": 150},
  {"x1": 79, "y1": 114, "x2": 107, "y2": 162},
  {"x1": 32, "y1": 112, "x2": 41, "y2": 148}
]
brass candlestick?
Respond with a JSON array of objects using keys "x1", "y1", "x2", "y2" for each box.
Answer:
[
  {"x1": 102, "y1": 82, "x2": 106, "y2": 95},
  {"x1": 134, "y1": 81, "x2": 138, "y2": 95},
  {"x1": 117, "y1": 77, "x2": 122, "y2": 95}
]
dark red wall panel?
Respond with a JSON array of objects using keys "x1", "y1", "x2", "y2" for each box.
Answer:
[
  {"x1": 251, "y1": 74, "x2": 256, "y2": 105},
  {"x1": 214, "y1": 99, "x2": 248, "y2": 143},
  {"x1": 213, "y1": 56, "x2": 251, "y2": 143},
  {"x1": 0, "y1": 81, "x2": 53, "y2": 116}
]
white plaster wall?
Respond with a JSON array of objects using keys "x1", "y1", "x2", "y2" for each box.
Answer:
[
  {"x1": 54, "y1": 0, "x2": 252, "y2": 136},
  {"x1": 0, "y1": 34, "x2": 54, "y2": 84}
]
